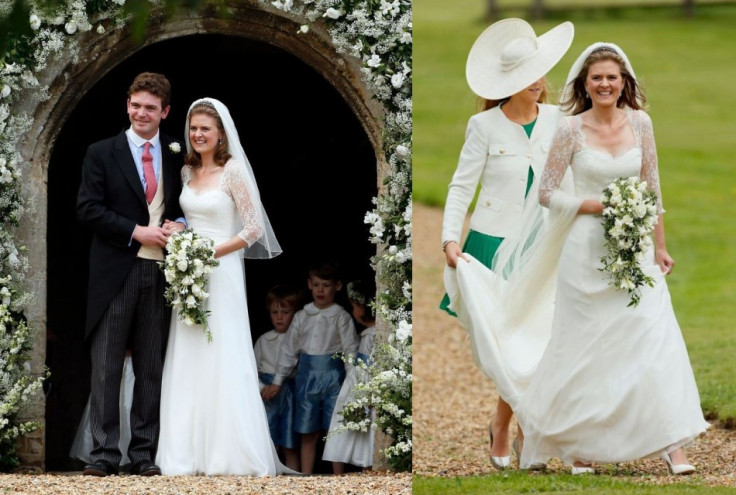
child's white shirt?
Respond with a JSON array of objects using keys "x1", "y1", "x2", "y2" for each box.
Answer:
[
  {"x1": 273, "y1": 302, "x2": 359, "y2": 385},
  {"x1": 254, "y1": 329, "x2": 285, "y2": 375}
]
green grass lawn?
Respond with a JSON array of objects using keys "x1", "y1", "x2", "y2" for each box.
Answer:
[
  {"x1": 413, "y1": 472, "x2": 736, "y2": 494},
  {"x1": 413, "y1": 0, "x2": 736, "y2": 441}
]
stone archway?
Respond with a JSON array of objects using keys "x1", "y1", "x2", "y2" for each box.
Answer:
[{"x1": 16, "y1": 2, "x2": 385, "y2": 470}]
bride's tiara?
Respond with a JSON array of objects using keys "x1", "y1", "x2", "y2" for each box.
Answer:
[{"x1": 192, "y1": 99, "x2": 217, "y2": 110}]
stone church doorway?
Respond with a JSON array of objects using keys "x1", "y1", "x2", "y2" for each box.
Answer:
[{"x1": 44, "y1": 33, "x2": 377, "y2": 471}]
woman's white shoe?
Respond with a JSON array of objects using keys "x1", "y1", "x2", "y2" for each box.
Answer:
[
  {"x1": 662, "y1": 452, "x2": 695, "y2": 475},
  {"x1": 512, "y1": 437, "x2": 546, "y2": 470},
  {"x1": 489, "y1": 422, "x2": 511, "y2": 470},
  {"x1": 571, "y1": 465, "x2": 595, "y2": 475}
]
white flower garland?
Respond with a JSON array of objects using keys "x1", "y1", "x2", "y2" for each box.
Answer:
[{"x1": 1, "y1": 0, "x2": 411, "y2": 470}]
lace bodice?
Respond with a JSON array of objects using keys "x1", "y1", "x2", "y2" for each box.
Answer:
[
  {"x1": 180, "y1": 159, "x2": 263, "y2": 246},
  {"x1": 539, "y1": 109, "x2": 664, "y2": 213}
]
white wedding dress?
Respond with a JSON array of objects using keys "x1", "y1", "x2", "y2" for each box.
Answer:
[
  {"x1": 156, "y1": 160, "x2": 291, "y2": 476},
  {"x1": 445, "y1": 110, "x2": 709, "y2": 468}
]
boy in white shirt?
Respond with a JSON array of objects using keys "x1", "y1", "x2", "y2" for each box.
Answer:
[
  {"x1": 266, "y1": 259, "x2": 359, "y2": 474},
  {"x1": 254, "y1": 285, "x2": 304, "y2": 472}
]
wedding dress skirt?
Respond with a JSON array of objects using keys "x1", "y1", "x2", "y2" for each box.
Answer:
[
  {"x1": 156, "y1": 183, "x2": 289, "y2": 476},
  {"x1": 445, "y1": 142, "x2": 709, "y2": 467}
]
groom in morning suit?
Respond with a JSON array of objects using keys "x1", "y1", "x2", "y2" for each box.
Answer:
[{"x1": 77, "y1": 72, "x2": 185, "y2": 477}]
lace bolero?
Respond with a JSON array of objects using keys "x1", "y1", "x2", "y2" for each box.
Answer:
[
  {"x1": 182, "y1": 159, "x2": 264, "y2": 247},
  {"x1": 539, "y1": 109, "x2": 664, "y2": 213}
]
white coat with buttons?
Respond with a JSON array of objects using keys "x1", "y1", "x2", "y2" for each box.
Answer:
[{"x1": 442, "y1": 103, "x2": 564, "y2": 244}]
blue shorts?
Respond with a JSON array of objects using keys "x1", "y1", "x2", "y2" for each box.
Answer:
[
  {"x1": 260, "y1": 373, "x2": 298, "y2": 449},
  {"x1": 294, "y1": 353, "x2": 346, "y2": 434}
]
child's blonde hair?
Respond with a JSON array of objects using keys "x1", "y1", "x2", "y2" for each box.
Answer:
[{"x1": 266, "y1": 285, "x2": 303, "y2": 311}]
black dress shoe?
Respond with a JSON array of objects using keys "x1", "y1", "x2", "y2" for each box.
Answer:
[
  {"x1": 83, "y1": 460, "x2": 118, "y2": 477},
  {"x1": 131, "y1": 461, "x2": 162, "y2": 476}
]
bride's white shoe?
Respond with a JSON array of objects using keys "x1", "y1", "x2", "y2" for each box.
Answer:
[
  {"x1": 488, "y1": 421, "x2": 511, "y2": 470},
  {"x1": 662, "y1": 452, "x2": 695, "y2": 475},
  {"x1": 571, "y1": 463, "x2": 594, "y2": 475}
]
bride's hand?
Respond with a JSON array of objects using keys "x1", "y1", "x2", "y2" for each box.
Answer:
[
  {"x1": 655, "y1": 248, "x2": 675, "y2": 275},
  {"x1": 162, "y1": 219, "x2": 185, "y2": 232}
]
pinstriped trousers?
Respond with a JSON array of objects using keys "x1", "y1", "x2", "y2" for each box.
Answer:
[{"x1": 88, "y1": 258, "x2": 170, "y2": 467}]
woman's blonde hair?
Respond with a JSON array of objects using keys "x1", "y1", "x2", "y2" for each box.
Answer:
[
  {"x1": 475, "y1": 78, "x2": 550, "y2": 113},
  {"x1": 185, "y1": 102, "x2": 232, "y2": 167},
  {"x1": 560, "y1": 47, "x2": 646, "y2": 115}
]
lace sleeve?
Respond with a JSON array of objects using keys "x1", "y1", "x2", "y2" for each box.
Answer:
[
  {"x1": 539, "y1": 116, "x2": 576, "y2": 208},
  {"x1": 181, "y1": 165, "x2": 191, "y2": 184},
  {"x1": 633, "y1": 110, "x2": 665, "y2": 214},
  {"x1": 222, "y1": 159, "x2": 264, "y2": 247}
]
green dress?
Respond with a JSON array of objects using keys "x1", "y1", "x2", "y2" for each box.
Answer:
[{"x1": 440, "y1": 119, "x2": 536, "y2": 316}]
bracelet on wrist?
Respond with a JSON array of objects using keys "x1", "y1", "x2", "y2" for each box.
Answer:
[{"x1": 442, "y1": 240, "x2": 454, "y2": 252}]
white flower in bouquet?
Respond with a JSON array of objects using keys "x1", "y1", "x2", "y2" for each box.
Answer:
[
  {"x1": 599, "y1": 177, "x2": 659, "y2": 307},
  {"x1": 159, "y1": 228, "x2": 219, "y2": 342}
]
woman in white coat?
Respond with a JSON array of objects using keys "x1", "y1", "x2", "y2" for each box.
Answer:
[{"x1": 440, "y1": 18, "x2": 574, "y2": 469}]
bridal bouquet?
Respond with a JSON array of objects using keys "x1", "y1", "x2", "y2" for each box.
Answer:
[
  {"x1": 599, "y1": 176, "x2": 659, "y2": 307},
  {"x1": 160, "y1": 229, "x2": 219, "y2": 342}
]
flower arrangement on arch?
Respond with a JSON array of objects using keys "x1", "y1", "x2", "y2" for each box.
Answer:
[
  {"x1": 599, "y1": 176, "x2": 659, "y2": 307},
  {"x1": 159, "y1": 229, "x2": 219, "y2": 342}
]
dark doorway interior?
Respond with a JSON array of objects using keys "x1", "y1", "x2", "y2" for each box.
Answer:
[{"x1": 45, "y1": 34, "x2": 377, "y2": 471}]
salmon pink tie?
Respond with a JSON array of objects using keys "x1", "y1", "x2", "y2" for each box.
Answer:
[{"x1": 142, "y1": 141, "x2": 157, "y2": 203}]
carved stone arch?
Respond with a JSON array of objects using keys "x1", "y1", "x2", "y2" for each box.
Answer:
[{"x1": 16, "y1": 1, "x2": 385, "y2": 470}]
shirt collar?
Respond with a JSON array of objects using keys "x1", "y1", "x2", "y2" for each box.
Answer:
[
  {"x1": 304, "y1": 302, "x2": 342, "y2": 316},
  {"x1": 126, "y1": 127, "x2": 161, "y2": 149}
]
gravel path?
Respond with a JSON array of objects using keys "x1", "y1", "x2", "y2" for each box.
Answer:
[
  {"x1": 413, "y1": 202, "x2": 736, "y2": 486},
  {"x1": 0, "y1": 471, "x2": 412, "y2": 494}
]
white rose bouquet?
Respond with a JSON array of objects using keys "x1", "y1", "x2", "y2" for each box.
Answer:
[
  {"x1": 159, "y1": 229, "x2": 219, "y2": 342},
  {"x1": 599, "y1": 176, "x2": 659, "y2": 307}
]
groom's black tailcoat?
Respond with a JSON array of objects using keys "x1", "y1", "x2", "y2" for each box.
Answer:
[
  {"x1": 76, "y1": 129, "x2": 184, "y2": 466},
  {"x1": 77, "y1": 130, "x2": 184, "y2": 338}
]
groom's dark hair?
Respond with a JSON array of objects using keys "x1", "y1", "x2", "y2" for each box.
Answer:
[{"x1": 128, "y1": 72, "x2": 172, "y2": 108}]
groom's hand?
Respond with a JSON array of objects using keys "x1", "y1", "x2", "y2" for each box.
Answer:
[{"x1": 133, "y1": 225, "x2": 171, "y2": 247}]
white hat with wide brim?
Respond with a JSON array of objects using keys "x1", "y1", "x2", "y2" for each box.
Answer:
[{"x1": 466, "y1": 18, "x2": 574, "y2": 100}]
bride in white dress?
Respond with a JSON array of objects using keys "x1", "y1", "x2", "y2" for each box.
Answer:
[
  {"x1": 156, "y1": 98, "x2": 291, "y2": 476},
  {"x1": 445, "y1": 43, "x2": 708, "y2": 474}
]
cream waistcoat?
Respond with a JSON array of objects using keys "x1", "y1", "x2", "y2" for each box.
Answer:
[{"x1": 137, "y1": 172, "x2": 165, "y2": 260}]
